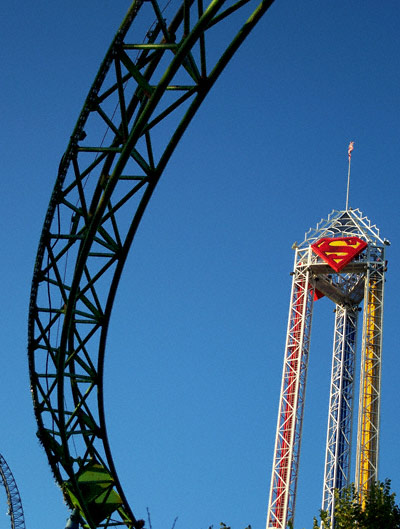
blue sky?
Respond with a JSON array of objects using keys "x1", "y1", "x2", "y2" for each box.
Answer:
[{"x1": 1, "y1": 1, "x2": 400, "y2": 529}]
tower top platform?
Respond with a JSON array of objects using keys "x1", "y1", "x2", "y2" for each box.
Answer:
[{"x1": 298, "y1": 209, "x2": 386, "y2": 249}]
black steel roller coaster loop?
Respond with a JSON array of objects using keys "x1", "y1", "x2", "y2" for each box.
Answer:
[{"x1": 28, "y1": 1, "x2": 275, "y2": 527}]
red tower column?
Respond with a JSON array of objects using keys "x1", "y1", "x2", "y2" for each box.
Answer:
[{"x1": 267, "y1": 247, "x2": 314, "y2": 529}]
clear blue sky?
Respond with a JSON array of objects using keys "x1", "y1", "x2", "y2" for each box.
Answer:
[{"x1": 1, "y1": 1, "x2": 399, "y2": 529}]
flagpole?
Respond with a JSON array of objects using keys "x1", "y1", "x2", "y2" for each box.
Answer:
[
  {"x1": 346, "y1": 155, "x2": 351, "y2": 210},
  {"x1": 346, "y1": 141, "x2": 354, "y2": 210}
]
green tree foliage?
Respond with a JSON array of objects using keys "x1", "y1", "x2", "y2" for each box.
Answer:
[
  {"x1": 312, "y1": 480, "x2": 400, "y2": 529},
  {"x1": 361, "y1": 480, "x2": 400, "y2": 529}
]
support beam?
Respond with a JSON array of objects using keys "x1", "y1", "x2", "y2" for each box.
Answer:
[
  {"x1": 267, "y1": 249, "x2": 314, "y2": 529},
  {"x1": 322, "y1": 305, "x2": 358, "y2": 525},
  {"x1": 356, "y1": 246, "x2": 386, "y2": 503}
]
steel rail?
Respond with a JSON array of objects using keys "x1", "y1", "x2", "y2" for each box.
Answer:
[
  {"x1": 0, "y1": 454, "x2": 26, "y2": 529},
  {"x1": 28, "y1": 1, "x2": 275, "y2": 528}
]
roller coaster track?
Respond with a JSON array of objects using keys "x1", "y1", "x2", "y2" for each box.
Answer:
[
  {"x1": 0, "y1": 454, "x2": 25, "y2": 529},
  {"x1": 28, "y1": 1, "x2": 275, "y2": 527}
]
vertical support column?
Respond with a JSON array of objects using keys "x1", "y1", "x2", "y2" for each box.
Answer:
[
  {"x1": 267, "y1": 249, "x2": 314, "y2": 529},
  {"x1": 322, "y1": 305, "x2": 358, "y2": 525},
  {"x1": 355, "y1": 246, "x2": 385, "y2": 503}
]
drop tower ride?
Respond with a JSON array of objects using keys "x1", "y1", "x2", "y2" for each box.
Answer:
[{"x1": 266, "y1": 155, "x2": 389, "y2": 529}]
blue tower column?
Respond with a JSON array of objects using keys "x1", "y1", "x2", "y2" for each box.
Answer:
[{"x1": 321, "y1": 305, "x2": 358, "y2": 525}]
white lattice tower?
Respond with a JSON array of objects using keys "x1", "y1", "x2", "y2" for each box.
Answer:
[
  {"x1": 266, "y1": 246, "x2": 314, "y2": 529},
  {"x1": 322, "y1": 305, "x2": 358, "y2": 525},
  {"x1": 266, "y1": 209, "x2": 388, "y2": 528},
  {"x1": 355, "y1": 243, "x2": 386, "y2": 503}
]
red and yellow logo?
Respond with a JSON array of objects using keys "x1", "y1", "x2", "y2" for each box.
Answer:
[{"x1": 311, "y1": 236, "x2": 367, "y2": 272}]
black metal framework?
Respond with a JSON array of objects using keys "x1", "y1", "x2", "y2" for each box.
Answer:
[
  {"x1": 28, "y1": 0, "x2": 275, "y2": 527},
  {"x1": 0, "y1": 454, "x2": 25, "y2": 529}
]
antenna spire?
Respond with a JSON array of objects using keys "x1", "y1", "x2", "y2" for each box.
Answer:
[{"x1": 346, "y1": 141, "x2": 354, "y2": 210}]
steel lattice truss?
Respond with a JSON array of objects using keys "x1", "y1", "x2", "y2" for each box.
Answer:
[
  {"x1": 301, "y1": 209, "x2": 383, "y2": 247},
  {"x1": 267, "y1": 249, "x2": 314, "y2": 529},
  {"x1": 27, "y1": 1, "x2": 276, "y2": 528},
  {"x1": 355, "y1": 244, "x2": 385, "y2": 504},
  {"x1": 0, "y1": 454, "x2": 25, "y2": 529},
  {"x1": 266, "y1": 209, "x2": 388, "y2": 529},
  {"x1": 322, "y1": 306, "x2": 358, "y2": 525}
]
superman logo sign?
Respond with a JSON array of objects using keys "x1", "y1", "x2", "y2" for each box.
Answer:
[{"x1": 311, "y1": 236, "x2": 367, "y2": 272}]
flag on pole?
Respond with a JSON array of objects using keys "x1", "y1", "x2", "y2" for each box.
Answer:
[{"x1": 348, "y1": 141, "x2": 354, "y2": 160}]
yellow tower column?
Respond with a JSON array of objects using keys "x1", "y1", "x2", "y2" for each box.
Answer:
[{"x1": 355, "y1": 247, "x2": 386, "y2": 503}]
